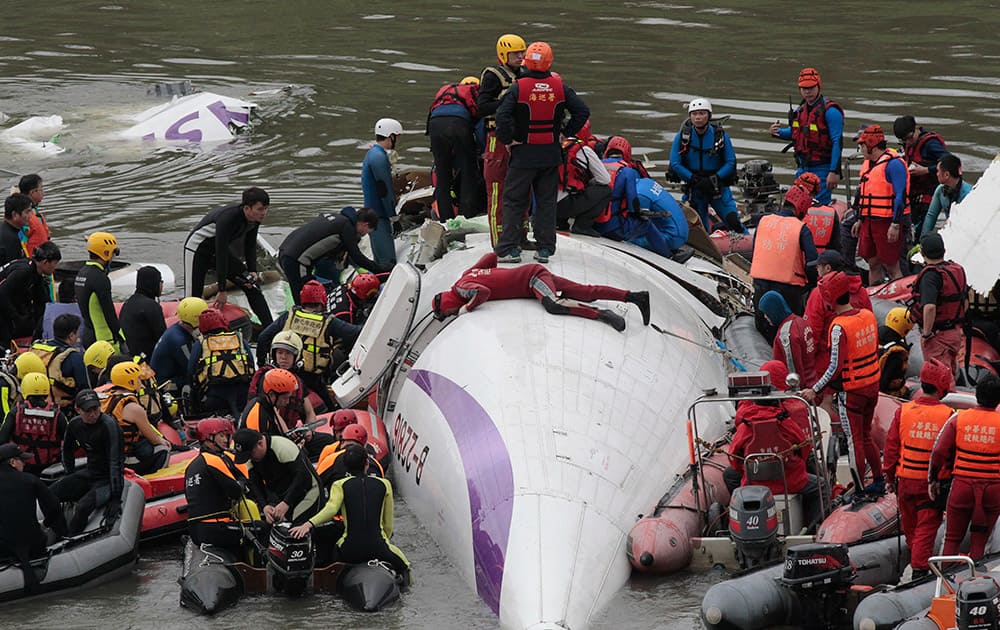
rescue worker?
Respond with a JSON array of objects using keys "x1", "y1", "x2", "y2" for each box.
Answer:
[
  {"x1": 795, "y1": 171, "x2": 843, "y2": 255},
  {"x1": 50, "y1": 389, "x2": 125, "y2": 535},
  {"x1": 879, "y1": 307, "x2": 915, "y2": 398},
  {"x1": 256, "y1": 280, "x2": 361, "y2": 411},
  {"x1": 183, "y1": 187, "x2": 273, "y2": 327},
  {"x1": 427, "y1": 76, "x2": 482, "y2": 220},
  {"x1": 15, "y1": 174, "x2": 52, "y2": 260},
  {"x1": 930, "y1": 374, "x2": 1000, "y2": 560},
  {"x1": 277, "y1": 207, "x2": 387, "y2": 304},
  {"x1": 188, "y1": 307, "x2": 254, "y2": 419},
  {"x1": 633, "y1": 178, "x2": 690, "y2": 259},
  {"x1": 923, "y1": 154, "x2": 971, "y2": 236},
  {"x1": 184, "y1": 417, "x2": 249, "y2": 555},
  {"x1": 910, "y1": 232, "x2": 968, "y2": 374},
  {"x1": 317, "y1": 409, "x2": 360, "y2": 464},
  {"x1": 852, "y1": 124, "x2": 910, "y2": 286},
  {"x1": 0, "y1": 444, "x2": 66, "y2": 593},
  {"x1": 801, "y1": 271, "x2": 882, "y2": 495},
  {"x1": 232, "y1": 427, "x2": 324, "y2": 526},
  {"x1": 882, "y1": 359, "x2": 953, "y2": 577},
  {"x1": 557, "y1": 120, "x2": 611, "y2": 237},
  {"x1": 329, "y1": 272, "x2": 380, "y2": 326},
  {"x1": 431, "y1": 252, "x2": 650, "y2": 332},
  {"x1": 803, "y1": 249, "x2": 873, "y2": 371},
  {"x1": 759, "y1": 359, "x2": 812, "y2": 435},
  {"x1": 29, "y1": 313, "x2": 89, "y2": 414},
  {"x1": 150, "y1": 296, "x2": 207, "y2": 390},
  {"x1": 669, "y1": 97, "x2": 745, "y2": 233},
  {"x1": 758, "y1": 291, "x2": 817, "y2": 389},
  {"x1": 248, "y1": 331, "x2": 317, "y2": 430},
  {"x1": 362, "y1": 118, "x2": 403, "y2": 267},
  {"x1": 893, "y1": 116, "x2": 948, "y2": 239},
  {"x1": 494, "y1": 41, "x2": 590, "y2": 265},
  {"x1": 83, "y1": 340, "x2": 116, "y2": 390},
  {"x1": 0, "y1": 372, "x2": 68, "y2": 475},
  {"x1": 13, "y1": 351, "x2": 46, "y2": 382},
  {"x1": 242, "y1": 367, "x2": 334, "y2": 462},
  {"x1": 118, "y1": 266, "x2": 165, "y2": 361},
  {"x1": 595, "y1": 137, "x2": 644, "y2": 242},
  {"x1": 99, "y1": 361, "x2": 171, "y2": 475},
  {"x1": 290, "y1": 444, "x2": 410, "y2": 577},
  {"x1": 0, "y1": 241, "x2": 60, "y2": 352},
  {"x1": 479, "y1": 33, "x2": 526, "y2": 248},
  {"x1": 316, "y1": 423, "x2": 384, "y2": 485},
  {"x1": 74, "y1": 231, "x2": 127, "y2": 350},
  {"x1": 0, "y1": 194, "x2": 31, "y2": 266},
  {"x1": 750, "y1": 183, "x2": 818, "y2": 340},
  {"x1": 769, "y1": 67, "x2": 845, "y2": 205}
]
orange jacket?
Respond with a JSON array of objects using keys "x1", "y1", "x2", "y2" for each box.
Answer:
[
  {"x1": 896, "y1": 400, "x2": 954, "y2": 480},
  {"x1": 858, "y1": 149, "x2": 910, "y2": 219},
  {"x1": 750, "y1": 214, "x2": 807, "y2": 286},
  {"x1": 830, "y1": 309, "x2": 880, "y2": 390}
]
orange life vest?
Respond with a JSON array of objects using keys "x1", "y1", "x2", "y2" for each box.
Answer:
[
  {"x1": 749, "y1": 214, "x2": 807, "y2": 286},
  {"x1": 857, "y1": 149, "x2": 910, "y2": 220},
  {"x1": 97, "y1": 384, "x2": 142, "y2": 455},
  {"x1": 513, "y1": 74, "x2": 565, "y2": 145},
  {"x1": 803, "y1": 205, "x2": 836, "y2": 252},
  {"x1": 897, "y1": 401, "x2": 954, "y2": 479},
  {"x1": 830, "y1": 309, "x2": 880, "y2": 390},
  {"x1": 953, "y1": 408, "x2": 1000, "y2": 479}
]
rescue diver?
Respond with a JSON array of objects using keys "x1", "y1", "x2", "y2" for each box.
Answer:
[
  {"x1": 187, "y1": 307, "x2": 254, "y2": 419},
  {"x1": 184, "y1": 417, "x2": 249, "y2": 555},
  {"x1": 232, "y1": 428, "x2": 323, "y2": 526},
  {"x1": 74, "y1": 231, "x2": 127, "y2": 351}
]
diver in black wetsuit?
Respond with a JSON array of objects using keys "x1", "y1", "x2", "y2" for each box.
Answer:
[
  {"x1": 75, "y1": 232, "x2": 127, "y2": 350},
  {"x1": 183, "y1": 187, "x2": 273, "y2": 327},
  {"x1": 119, "y1": 266, "x2": 166, "y2": 361},
  {"x1": 0, "y1": 241, "x2": 61, "y2": 351}
]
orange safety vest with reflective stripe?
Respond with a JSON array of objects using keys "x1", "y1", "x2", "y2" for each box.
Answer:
[
  {"x1": 831, "y1": 309, "x2": 880, "y2": 390},
  {"x1": 897, "y1": 401, "x2": 954, "y2": 480},
  {"x1": 750, "y1": 214, "x2": 807, "y2": 286},
  {"x1": 953, "y1": 408, "x2": 1000, "y2": 479},
  {"x1": 857, "y1": 149, "x2": 910, "y2": 219},
  {"x1": 804, "y1": 205, "x2": 836, "y2": 252}
]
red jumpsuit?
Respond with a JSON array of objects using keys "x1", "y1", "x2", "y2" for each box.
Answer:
[
  {"x1": 772, "y1": 313, "x2": 818, "y2": 388},
  {"x1": 441, "y1": 253, "x2": 628, "y2": 320},
  {"x1": 729, "y1": 401, "x2": 811, "y2": 495},
  {"x1": 930, "y1": 406, "x2": 1000, "y2": 560},
  {"x1": 804, "y1": 275, "x2": 873, "y2": 368},
  {"x1": 881, "y1": 396, "x2": 950, "y2": 570}
]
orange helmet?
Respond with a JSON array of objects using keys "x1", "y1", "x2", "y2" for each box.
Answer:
[
  {"x1": 855, "y1": 124, "x2": 886, "y2": 149},
  {"x1": 343, "y1": 424, "x2": 368, "y2": 444},
  {"x1": 349, "y1": 273, "x2": 380, "y2": 300},
  {"x1": 522, "y1": 41, "x2": 553, "y2": 72},
  {"x1": 330, "y1": 409, "x2": 359, "y2": 430},
  {"x1": 784, "y1": 184, "x2": 813, "y2": 218},
  {"x1": 818, "y1": 271, "x2": 850, "y2": 304},
  {"x1": 794, "y1": 172, "x2": 822, "y2": 195},
  {"x1": 198, "y1": 308, "x2": 229, "y2": 334},
  {"x1": 920, "y1": 358, "x2": 953, "y2": 396},
  {"x1": 798, "y1": 67, "x2": 821, "y2": 89},
  {"x1": 263, "y1": 368, "x2": 298, "y2": 395},
  {"x1": 300, "y1": 280, "x2": 327, "y2": 306},
  {"x1": 603, "y1": 136, "x2": 632, "y2": 162}
]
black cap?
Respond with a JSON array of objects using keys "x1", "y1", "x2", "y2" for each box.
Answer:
[
  {"x1": 920, "y1": 232, "x2": 946, "y2": 259},
  {"x1": 232, "y1": 428, "x2": 263, "y2": 464},
  {"x1": 0, "y1": 443, "x2": 33, "y2": 463},
  {"x1": 806, "y1": 249, "x2": 846, "y2": 269},
  {"x1": 74, "y1": 389, "x2": 101, "y2": 411}
]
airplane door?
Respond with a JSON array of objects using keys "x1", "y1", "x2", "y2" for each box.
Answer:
[{"x1": 332, "y1": 262, "x2": 421, "y2": 407}]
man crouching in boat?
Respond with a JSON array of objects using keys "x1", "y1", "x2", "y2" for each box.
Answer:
[
  {"x1": 231, "y1": 428, "x2": 322, "y2": 527},
  {"x1": 431, "y1": 252, "x2": 650, "y2": 331}
]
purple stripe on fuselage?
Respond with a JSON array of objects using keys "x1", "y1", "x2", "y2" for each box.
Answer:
[{"x1": 410, "y1": 369, "x2": 513, "y2": 616}]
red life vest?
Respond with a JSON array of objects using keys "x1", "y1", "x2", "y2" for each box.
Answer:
[
  {"x1": 13, "y1": 401, "x2": 60, "y2": 467},
  {"x1": 559, "y1": 139, "x2": 591, "y2": 193},
  {"x1": 429, "y1": 82, "x2": 479, "y2": 117},
  {"x1": 858, "y1": 149, "x2": 910, "y2": 220},
  {"x1": 750, "y1": 214, "x2": 808, "y2": 286},
  {"x1": 830, "y1": 309, "x2": 880, "y2": 391},
  {"x1": 909, "y1": 260, "x2": 968, "y2": 330},
  {"x1": 595, "y1": 160, "x2": 630, "y2": 224},
  {"x1": 897, "y1": 401, "x2": 954, "y2": 480},
  {"x1": 904, "y1": 130, "x2": 946, "y2": 206},
  {"x1": 953, "y1": 408, "x2": 1000, "y2": 479},
  {"x1": 791, "y1": 97, "x2": 844, "y2": 165},
  {"x1": 803, "y1": 205, "x2": 836, "y2": 252},
  {"x1": 513, "y1": 74, "x2": 565, "y2": 145}
]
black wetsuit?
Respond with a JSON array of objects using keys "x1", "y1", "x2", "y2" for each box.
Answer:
[
  {"x1": 246, "y1": 435, "x2": 323, "y2": 525},
  {"x1": 277, "y1": 208, "x2": 385, "y2": 304},
  {"x1": 185, "y1": 448, "x2": 248, "y2": 554},
  {"x1": 50, "y1": 412, "x2": 125, "y2": 534},
  {"x1": 324, "y1": 474, "x2": 408, "y2": 573},
  {"x1": 119, "y1": 272, "x2": 166, "y2": 360},
  {"x1": 0, "y1": 259, "x2": 49, "y2": 350},
  {"x1": 75, "y1": 260, "x2": 126, "y2": 349},
  {"x1": 184, "y1": 202, "x2": 272, "y2": 326},
  {"x1": 0, "y1": 221, "x2": 24, "y2": 267},
  {"x1": 0, "y1": 462, "x2": 67, "y2": 590}
]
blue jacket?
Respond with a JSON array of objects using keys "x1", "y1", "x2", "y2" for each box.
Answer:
[
  {"x1": 361, "y1": 144, "x2": 395, "y2": 219},
  {"x1": 669, "y1": 123, "x2": 736, "y2": 183},
  {"x1": 885, "y1": 157, "x2": 910, "y2": 223},
  {"x1": 636, "y1": 178, "x2": 689, "y2": 249},
  {"x1": 150, "y1": 322, "x2": 198, "y2": 388}
]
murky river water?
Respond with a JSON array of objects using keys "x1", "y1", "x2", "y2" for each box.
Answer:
[{"x1": 3, "y1": 0, "x2": 1000, "y2": 627}]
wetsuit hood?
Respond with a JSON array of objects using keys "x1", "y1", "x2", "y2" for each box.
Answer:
[{"x1": 135, "y1": 265, "x2": 162, "y2": 298}]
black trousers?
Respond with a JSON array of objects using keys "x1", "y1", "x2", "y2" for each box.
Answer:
[
  {"x1": 557, "y1": 184, "x2": 612, "y2": 230},
  {"x1": 496, "y1": 165, "x2": 559, "y2": 254},
  {"x1": 429, "y1": 116, "x2": 483, "y2": 220},
  {"x1": 189, "y1": 246, "x2": 273, "y2": 327},
  {"x1": 50, "y1": 470, "x2": 113, "y2": 535}
]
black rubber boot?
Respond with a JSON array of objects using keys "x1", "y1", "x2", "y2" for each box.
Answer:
[
  {"x1": 541, "y1": 296, "x2": 571, "y2": 315},
  {"x1": 597, "y1": 309, "x2": 626, "y2": 332},
  {"x1": 626, "y1": 291, "x2": 650, "y2": 325}
]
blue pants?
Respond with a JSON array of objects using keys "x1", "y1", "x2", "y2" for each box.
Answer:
[
  {"x1": 684, "y1": 187, "x2": 740, "y2": 232},
  {"x1": 625, "y1": 216, "x2": 682, "y2": 258},
  {"x1": 797, "y1": 165, "x2": 833, "y2": 205},
  {"x1": 370, "y1": 217, "x2": 396, "y2": 266}
]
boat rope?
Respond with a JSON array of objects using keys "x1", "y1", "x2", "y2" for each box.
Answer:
[
  {"x1": 199, "y1": 543, "x2": 227, "y2": 566},
  {"x1": 694, "y1": 434, "x2": 818, "y2": 461}
]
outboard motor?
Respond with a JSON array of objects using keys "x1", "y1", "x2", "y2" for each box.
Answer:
[
  {"x1": 268, "y1": 522, "x2": 314, "y2": 597},
  {"x1": 779, "y1": 543, "x2": 856, "y2": 629},
  {"x1": 728, "y1": 485, "x2": 780, "y2": 569},
  {"x1": 738, "y1": 159, "x2": 781, "y2": 225},
  {"x1": 957, "y1": 576, "x2": 1000, "y2": 630}
]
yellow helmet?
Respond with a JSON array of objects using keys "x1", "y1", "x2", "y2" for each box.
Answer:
[
  {"x1": 177, "y1": 296, "x2": 209, "y2": 328},
  {"x1": 86, "y1": 232, "x2": 119, "y2": 262},
  {"x1": 21, "y1": 372, "x2": 51, "y2": 398},
  {"x1": 14, "y1": 352, "x2": 46, "y2": 379},
  {"x1": 885, "y1": 307, "x2": 914, "y2": 337},
  {"x1": 110, "y1": 362, "x2": 143, "y2": 391},
  {"x1": 496, "y1": 33, "x2": 526, "y2": 65},
  {"x1": 83, "y1": 340, "x2": 116, "y2": 370},
  {"x1": 460, "y1": 76, "x2": 480, "y2": 85}
]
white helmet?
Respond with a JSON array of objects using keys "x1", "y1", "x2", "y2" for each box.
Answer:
[
  {"x1": 687, "y1": 98, "x2": 713, "y2": 114},
  {"x1": 374, "y1": 118, "x2": 403, "y2": 137}
]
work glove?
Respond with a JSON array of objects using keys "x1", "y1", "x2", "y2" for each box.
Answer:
[{"x1": 695, "y1": 176, "x2": 717, "y2": 195}]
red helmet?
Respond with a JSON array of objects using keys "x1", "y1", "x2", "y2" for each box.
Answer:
[
  {"x1": 198, "y1": 307, "x2": 229, "y2": 334},
  {"x1": 197, "y1": 417, "x2": 235, "y2": 441},
  {"x1": 603, "y1": 136, "x2": 632, "y2": 162},
  {"x1": 798, "y1": 67, "x2": 821, "y2": 89},
  {"x1": 522, "y1": 41, "x2": 553, "y2": 72},
  {"x1": 330, "y1": 409, "x2": 359, "y2": 430},
  {"x1": 784, "y1": 184, "x2": 813, "y2": 218},
  {"x1": 300, "y1": 280, "x2": 327, "y2": 306},
  {"x1": 794, "y1": 172, "x2": 822, "y2": 195},
  {"x1": 920, "y1": 358, "x2": 953, "y2": 396},
  {"x1": 818, "y1": 271, "x2": 850, "y2": 304},
  {"x1": 349, "y1": 273, "x2": 380, "y2": 300},
  {"x1": 263, "y1": 368, "x2": 298, "y2": 395},
  {"x1": 343, "y1": 424, "x2": 368, "y2": 444},
  {"x1": 576, "y1": 120, "x2": 593, "y2": 142}
]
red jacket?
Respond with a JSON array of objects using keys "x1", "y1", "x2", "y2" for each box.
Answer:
[
  {"x1": 729, "y1": 401, "x2": 810, "y2": 494},
  {"x1": 448, "y1": 253, "x2": 548, "y2": 310},
  {"x1": 772, "y1": 313, "x2": 818, "y2": 388},
  {"x1": 805, "y1": 274, "x2": 873, "y2": 365}
]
